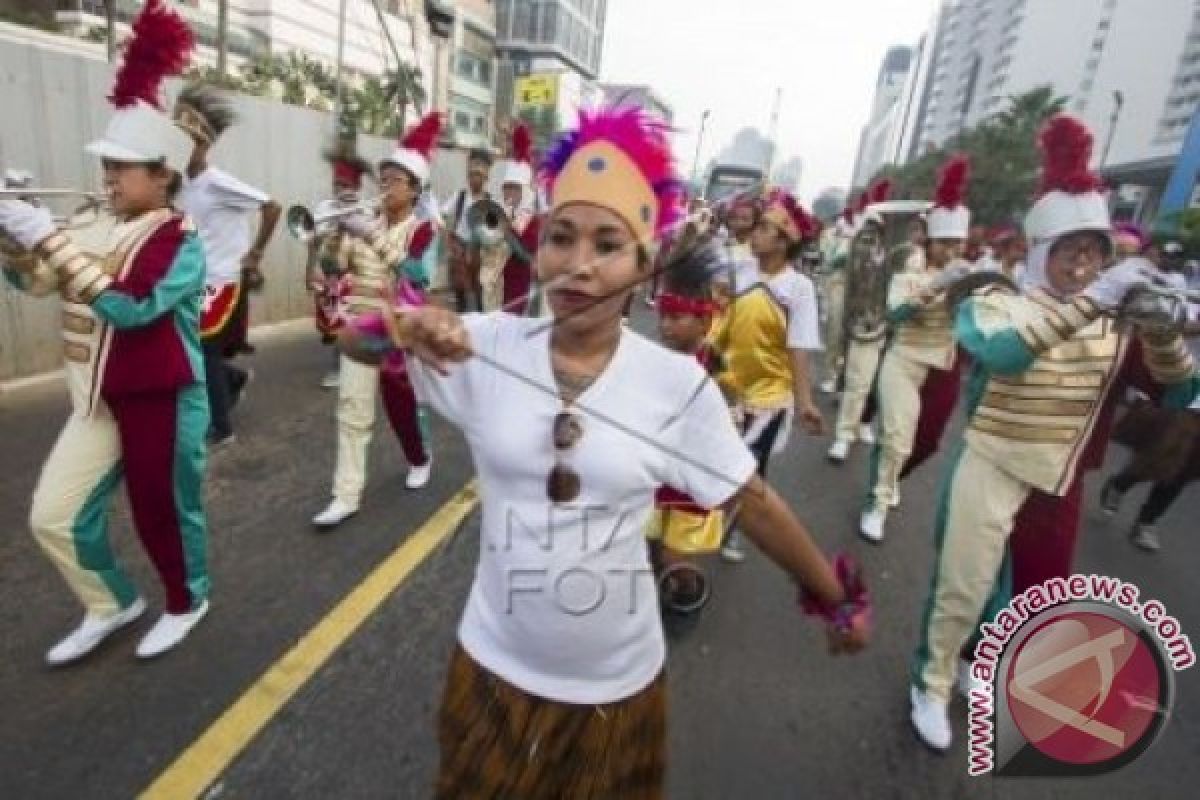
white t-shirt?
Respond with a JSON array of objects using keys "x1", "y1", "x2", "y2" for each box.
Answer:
[
  {"x1": 178, "y1": 167, "x2": 269, "y2": 286},
  {"x1": 734, "y1": 262, "x2": 823, "y2": 351},
  {"x1": 440, "y1": 188, "x2": 487, "y2": 241},
  {"x1": 412, "y1": 314, "x2": 757, "y2": 703}
]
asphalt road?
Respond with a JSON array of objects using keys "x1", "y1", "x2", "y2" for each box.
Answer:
[{"x1": 1, "y1": 310, "x2": 1198, "y2": 799}]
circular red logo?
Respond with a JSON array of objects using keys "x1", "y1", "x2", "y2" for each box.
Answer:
[{"x1": 1005, "y1": 610, "x2": 1168, "y2": 767}]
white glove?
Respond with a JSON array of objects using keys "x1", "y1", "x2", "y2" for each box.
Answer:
[
  {"x1": 1083, "y1": 257, "x2": 1159, "y2": 310},
  {"x1": 0, "y1": 199, "x2": 56, "y2": 251},
  {"x1": 928, "y1": 259, "x2": 973, "y2": 292},
  {"x1": 338, "y1": 211, "x2": 379, "y2": 238}
]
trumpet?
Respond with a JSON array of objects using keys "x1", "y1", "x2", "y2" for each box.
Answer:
[
  {"x1": 0, "y1": 188, "x2": 107, "y2": 228},
  {"x1": 467, "y1": 197, "x2": 512, "y2": 249},
  {"x1": 286, "y1": 196, "x2": 380, "y2": 244}
]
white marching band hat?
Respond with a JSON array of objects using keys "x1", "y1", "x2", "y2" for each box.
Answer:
[
  {"x1": 382, "y1": 113, "x2": 442, "y2": 187},
  {"x1": 1024, "y1": 116, "x2": 1111, "y2": 243},
  {"x1": 926, "y1": 156, "x2": 971, "y2": 240}
]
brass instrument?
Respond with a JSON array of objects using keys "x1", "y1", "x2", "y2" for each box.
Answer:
[
  {"x1": 466, "y1": 196, "x2": 512, "y2": 248},
  {"x1": 843, "y1": 200, "x2": 931, "y2": 343},
  {"x1": 286, "y1": 196, "x2": 381, "y2": 243},
  {"x1": 1118, "y1": 278, "x2": 1200, "y2": 336},
  {"x1": 0, "y1": 188, "x2": 107, "y2": 229}
]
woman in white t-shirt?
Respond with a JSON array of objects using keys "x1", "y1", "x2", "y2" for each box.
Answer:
[{"x1": 341, "y1": 106, "x2": 869, "y2": 799}]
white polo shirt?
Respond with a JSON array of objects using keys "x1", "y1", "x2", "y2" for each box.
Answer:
[
  {"x1": 412, "y1": 314, "x2": 757, "y2": 703},
  {"x1": 178, "y1": 166, "x2": 269, "y2": 286}
]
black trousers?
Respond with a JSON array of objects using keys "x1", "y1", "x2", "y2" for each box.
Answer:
[{"x1": 203, "y1": 337, "x2": 247, "y2": 438}]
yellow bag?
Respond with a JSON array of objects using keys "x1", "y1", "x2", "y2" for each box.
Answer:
[{"x1": 645, "y1": 507, "x2": 724, "y2": 554}]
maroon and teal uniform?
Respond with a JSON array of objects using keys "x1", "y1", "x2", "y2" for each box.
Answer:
[{"x1": 19, "y1": 210, "x2": 210, "y2": 617}]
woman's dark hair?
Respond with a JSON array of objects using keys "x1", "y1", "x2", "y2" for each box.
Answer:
[{"x1": 468, "y1": 149, "x2": 493, "y2": 167}]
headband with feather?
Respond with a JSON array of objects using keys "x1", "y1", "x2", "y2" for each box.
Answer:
[
  {"x1": 763, "y1": 188, "x2": 818, "y2": 243},
  {"x1": 541, "y1": 106, "x2": 684, "y2": 242},
  {"x1": 174, "y1": 83, "x2": 236, "y2": 144}
]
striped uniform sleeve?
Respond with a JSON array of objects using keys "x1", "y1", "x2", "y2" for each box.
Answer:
[
  {"x1": 1138, "y1": 330, "x2": 1199, "y2": 407},
  {"x1": 89, "y1": 233, "x2": 205, "y2": 329},
  {"x1": 886, "y1": 271, "x2": 927, "y2": 323}
]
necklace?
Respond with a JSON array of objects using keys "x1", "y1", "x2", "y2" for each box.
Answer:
[{"x1": 553, "y1": 366, "x2": 596, "y2": 405}]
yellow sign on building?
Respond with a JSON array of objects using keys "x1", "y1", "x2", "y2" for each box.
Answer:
[{"x1": 515, "y1": 74, "x2": 559, "y2": 109}]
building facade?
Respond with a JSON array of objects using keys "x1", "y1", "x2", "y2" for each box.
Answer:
[
  {"x1": 446, "y1": 0, "x2": 498, "y2": 150},
  {"x1": 598, "y1": 83, "x2": 672, "y2": 123},
  {"x1": 850, "y1": 45, "x2": 912, "y2": 188}
]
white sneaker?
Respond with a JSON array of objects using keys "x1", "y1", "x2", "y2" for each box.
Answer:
[
  {"x1": 1131, "y1": 524, "x2": 1161, "y2": 552},
  {"x1": 890, "y1": 491, "x2": 901, "y2": 510},
  {"x1": 857, "y1": 423, "x2": 875, "y2": 444},
  {"x1": 859, "y1": 507, "x2": 887, "y2": 543},
  {"x1": 136, "y1": 601, "x2": 210, "y2": 659},
  {"x1": 45, "y1": 597, "x2": 147, "y2": 667},
  {"x1": 910, "y1": 686, "x2": 952, "y2": 752},
  {"x1": 955, "y1": 658, "x2": 989, "y2": 698},
  {"x1": 720, "y1": 531, "x2": 746, "y2": 563},
  {"x1": 818, "y1": 378, "x2": 838, "y2": 395},
  {"x1": 405, "y1": 459, "x2": 433, "y2": 490},
  {"x1": 320, "y1": 370, "x2": 340, "y2": 389},
  {"x1": 313, "y1": 498, "x2": 358, "y2": 529},
  {"x1": 827, "y1": 439, "x2": 850, "y2": 462}
]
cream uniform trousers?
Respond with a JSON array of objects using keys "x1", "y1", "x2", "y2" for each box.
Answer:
[
  {"x1": 821, "y1": 271, "x2": 847, "y2": 380},
  {"x1": 834, "y1": 337, "x2": 885, "y2": 442},
  {"x1": 332, "y1": 354, "x2": 388, "y2": 508},
  {"x1": 870, "y1": 350, "x2": 930, "y2": 509},
  {"x1": 913, "y1": 445, "x2": 1032, "y2": 702}
]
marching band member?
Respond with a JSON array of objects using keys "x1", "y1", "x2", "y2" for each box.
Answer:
[
  {"x1": 712, "y1": 189, "x2": 824, "y2": 562},
  {"x1": 307, "y1": 137, "x2": 374, "y2": 389},
  {"x1": 909, "y1": 116, "x2": 1200, "y2": 752},
  {"x1": 816, "y1": 202, "x2": 856, "y2": 394},
  {"x1": 859, "y1": 156, "x2": 973, "y2": 543},
  {"x1": 982, "y1": 225, "x2": 1027, "y2": 285},
  {"x1": 312, "y1": 113, "x2": 443, "y2": 529},
  {"x1": 338, "y1": 105, "x2": 868, "y2": 798},
  {"x1": 827, "y1": 208, "x2": 924, "y2": 463},
  {"x1": 173, "y1": 83, "x2": 281, "y2": 447},
  {"x1": 442, "y1": 148, "x2": 493, "y2": 312},
  {"x1": 0, "y1": 0, "x2": 211, "y2": 663},
  {"x1": 497, "y1": 123, "x2": 541, "y2": 315}
]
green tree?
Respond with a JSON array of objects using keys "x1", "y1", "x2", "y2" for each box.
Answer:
[
  {"x1": 871, "y1": 86, "x2": 1069, "y2": 226},
  {"x1": 383, "y1": 64, "x2": 427, "y2": 134}
]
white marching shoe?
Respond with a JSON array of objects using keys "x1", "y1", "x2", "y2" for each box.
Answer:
[
  {"x1": 827, "y1": 439, "x2": 851, "y2": 463},
  {"x1": 313, "y1": 498, "x2": 358, "y2": 529},
  {"x1": 818, "y1": 378, "x2": 838, "y2": 395},
  {"x1": 136, "y1": 601, "x2": 210, "y2": 659},
  {"x1": 859, "y1": 507, "x2": 887, "y2": 543},
  {"x1": 405, "y1": 459, "x2": 433, "y2": 490},
  {"x1": 720, "y1": 531, "x2": 746, "y2": 563},
  {"x1": 857, "y1": 423, "x2": 875, "y2": 444},
  {"x1": 910, "y1": 686, "x2": 953, "y2": 752},
  {"x1": 46, "y1": 597, "x2": 147, "y2": 666},
  {"x1": 956, "y1": 658, "x2": 989, "y2": 698}
]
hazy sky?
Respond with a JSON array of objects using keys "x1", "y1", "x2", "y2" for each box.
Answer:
[{"x1": 601, "y1": 0, "x2": 941, "y2": 203}]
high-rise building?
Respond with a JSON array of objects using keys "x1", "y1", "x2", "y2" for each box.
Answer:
[
  {"x1": 850, "y1": 45, "x2": 912, "y2": 188},
  {"x1": 598, "y1": 83, "x2": 672, "y2": 123},
  {"x1": 493, "y1": 0, "x2": 608, "y2": 126},
  {"x1": 447, "y1": 0, "x2": 499, "y2": 150}
]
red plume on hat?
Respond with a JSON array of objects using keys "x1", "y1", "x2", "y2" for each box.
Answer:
[
  {"x1": 1037, "y1": 114, "x2": 1105, "y2": 196},
  {"x1": 868, "y1": 179, "x2": 893, "y2": 206},
  {"x1": 109, "y1": 0, "x2": 194, "y2": 110},
  {"x1": 852, "y1": 191, "x2": 868, "y2": 216},
  {"x1": 512, "y1": 122, "x2": 533, "y2": 165},
  {"x1": 934, "y1": 154, "x2": 970, "y2": 210},
  {"x1": 400, "y1": 112, "x2": 442, "y2": 158}
]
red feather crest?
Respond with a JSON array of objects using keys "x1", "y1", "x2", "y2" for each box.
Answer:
[
  {"x1": 401, "y1": 112, "x2": 442, "y2": 157},
  {"x1": 512, "y1": 123, "x2": 533, "y2": 165},
  {"x1": 852, "y1": 191, "x2": 868, "y2": 215},
  {"x1": 934, "y1": 154, "x2": 970, "y2": 210},
  {"x1": 109, "y1": 0, "x2": 194, "y2": 110},
  {"x1": 869, "y1": 179, "x2": 893, "y2": 205},
  {"x1": 1038, "y1": 114, "x2": 1104, "y2": 195}
]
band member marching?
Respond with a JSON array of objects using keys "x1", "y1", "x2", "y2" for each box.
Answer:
[
  {"x1": 820, "y1": 186, "x2": 882, "y2": 395},
  {"x1": 307, "y1": 135, "x2": 374, "y2": 389},
  {"x1": 442, "y1": 147, "x2": 493, "y2": 312},
  {"x1": 173, "y1": 83, "x2": 282, "y2": 447},
  {"x1": 312, "y1": 113, "x2": 443, "y2": 529},
  {"x1": 497, "y1": 123, "x2": 541, "y2": 315},
  {"x1": 712, "y1": 189, "x2": 825, "y2": 562},
  {"x1": 859, "y1": 156, "x2": 974, "y2": 543},
  {"x1": 0, "y1": 0, "x2": 211, "y2": 663},
  {"x1": 909, "y1": 116, "x2": 1200, "y2": 752}
]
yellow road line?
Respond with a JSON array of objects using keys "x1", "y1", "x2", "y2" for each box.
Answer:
[{"x1": 140, "y1": 482, "x2": 479, "y2": 800}]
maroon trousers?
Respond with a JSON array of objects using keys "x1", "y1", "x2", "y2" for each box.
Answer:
[{"x1": 380, "y1": 368, "x2": 429, "y2": 467}]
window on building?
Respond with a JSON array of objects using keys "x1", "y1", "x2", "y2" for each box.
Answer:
[{"x1": 450, "y1": 94, "x2": 492, "y2": 140}]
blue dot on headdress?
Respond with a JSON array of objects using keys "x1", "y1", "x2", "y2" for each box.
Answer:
[{"x1": 588, "y1": 156, "x2": 606, "y2": 172}]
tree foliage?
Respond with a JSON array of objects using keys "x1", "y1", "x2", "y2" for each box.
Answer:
[{"x1": 870, "y1": 86, "x2": 1068, "y2": 227}]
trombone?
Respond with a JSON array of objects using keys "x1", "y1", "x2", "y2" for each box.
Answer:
[{"x1": 286, "y1": 195, "x2": 381, "y2": 244}]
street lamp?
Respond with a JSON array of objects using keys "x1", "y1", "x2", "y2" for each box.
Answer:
[
  {"x1": 690, "y1": 109, "x2": 712, "y2": 195},
  {"x1": 1100, "y1": 90, "x2": 1125, "y2": 168}
]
